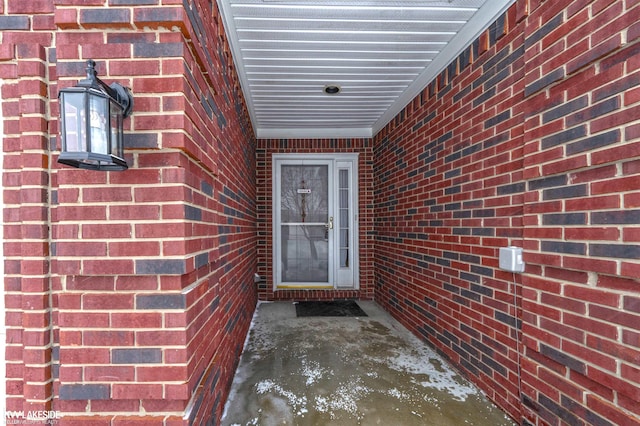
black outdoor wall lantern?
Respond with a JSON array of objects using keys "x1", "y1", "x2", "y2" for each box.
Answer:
[{"x1": 58, "y1": 59, "x2": 134, "y2": 171}]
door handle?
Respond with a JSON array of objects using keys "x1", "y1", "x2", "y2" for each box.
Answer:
[{"x1": 325, "y1": 216, "x2": 334, "y2": 230}]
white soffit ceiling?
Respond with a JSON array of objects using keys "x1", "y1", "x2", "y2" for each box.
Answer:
[{"x1": 217, "y1": 0, "x2": 516, "y2": 139}]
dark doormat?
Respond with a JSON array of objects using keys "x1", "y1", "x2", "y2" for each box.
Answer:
[{"x1": 295, "y1": 300, "x2": 368, "y2": 317}]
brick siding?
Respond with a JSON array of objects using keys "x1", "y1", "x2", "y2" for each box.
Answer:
[
  {"x1": 521, "y1": 1, "x2": 640, "y2": 424},
  {"x1": 2, "y1": 0, "x2": 256, "y2": 424},
  {"x1": 374, "y1": 1, "x2": 640, "y2": 425},
  {"x1": 2, "y1": 0, "x2": 640, "y2": 425}
]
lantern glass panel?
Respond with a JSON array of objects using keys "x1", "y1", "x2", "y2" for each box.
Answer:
[
  {"x1": 110, "y1": 101, "x2": 124, "y2": 159},
  {"x1": 89, "y1": 92, "x2": 110, "y2": 155},
  {"x1": 60, "y1": 91, "x2": 87, "y2": 153}
]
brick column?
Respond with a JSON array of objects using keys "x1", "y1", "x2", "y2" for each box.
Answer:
[
  {"x1": 1, "y1": 41, "x2": 54, "y2": 412},
  {"x1": 49, "y1": 1, "x2": 257, "y2": 423}
]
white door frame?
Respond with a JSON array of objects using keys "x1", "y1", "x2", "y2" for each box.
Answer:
[{"x1": 272, "y1": 153, "x2": 359, "y2": 290}]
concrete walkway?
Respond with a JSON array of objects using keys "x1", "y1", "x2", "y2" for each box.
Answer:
[{"x1": 222, "y1": 301, "x2": 515, "y2": 426}]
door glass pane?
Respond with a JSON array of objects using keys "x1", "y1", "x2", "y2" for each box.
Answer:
[
  {"x1": 280, "y1": 165, "x2": 329, "y2": 283},
  {"x1": 338, "y1": 169, "x2": 349, "y2": 268},
  {"x1": 281, "y1": 225, "x2": 329, "y2": 282},
  {"x1": 340, "y1": 229, "x2": 348, "y2": 247},
  {"x1": 280, "y1": 165, "x2": 328, "y2": 223},
  {"x1": 340, "y1": 249, "x2": 349, "y2": 267},
  {"x1": 340, "y1": 209, "x2": 348, "y2": 224}
]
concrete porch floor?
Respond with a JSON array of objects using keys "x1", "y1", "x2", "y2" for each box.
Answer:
[{"x1": 221, "y1": 301, "x2": 516, "y2": 426}]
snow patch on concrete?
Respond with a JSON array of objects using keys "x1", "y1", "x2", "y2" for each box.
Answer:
[{"x1": 385, "y1": 347, "x2": 477, "y2": 401}]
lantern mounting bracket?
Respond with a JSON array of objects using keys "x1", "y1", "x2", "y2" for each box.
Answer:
[{"x1": 77, "y1": 59, "x2": 134, "y2": 118}]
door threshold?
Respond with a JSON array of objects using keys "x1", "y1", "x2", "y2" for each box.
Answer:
[{"x1": 276, "y1": 284, "x2": 334, "y2": 290}]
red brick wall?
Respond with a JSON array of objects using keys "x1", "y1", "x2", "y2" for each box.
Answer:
[
  {"x1": 3, "y1": 0, "x2": 257, "y2": 424},
  {"x1": 521, "y1": 0, "x2": 640, "y2": 424},
  {"x1": 1, "y1": 0, "x2": 56, "y2": 413},
  {"x1": 4, "y1": 0, "x2": 640, "y2": 425},
  {"x1": 374, "y1": 1, "x2": 640, "y2": 425},
  {"x1": 374, "y1": 4, "x2": 528, "y2": 420},
  {"x1": 255, "y1": 139, "x2": 375, "y2": 301}
]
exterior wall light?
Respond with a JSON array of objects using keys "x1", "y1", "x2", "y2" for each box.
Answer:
[
  {"x1": 323, "y1": 84, "x2": 341, "y2": 95},
  {"x1": 58, "y1": 59, "x2": 134, "y2": 171}
]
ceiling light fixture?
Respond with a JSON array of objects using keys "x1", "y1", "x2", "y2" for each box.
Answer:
[{"x1": 323, "y1": 85, "x2": 341, "y2": 95}]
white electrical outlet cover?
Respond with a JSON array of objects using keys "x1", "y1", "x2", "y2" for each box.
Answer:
[{"x1": 499, "y1": 246, "x2": 524, "y2": 273}]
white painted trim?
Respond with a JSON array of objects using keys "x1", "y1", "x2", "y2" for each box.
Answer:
[
  {"x1": 258, "y1": 127, "x2": 373, "y2": 139},
  {"x1": 373, "y1": 0, "x2": 516, "y2": 135},
  {"x1": 273, "y1": 153, "x2": 361, "y2": 162},
  {"x1": 334, "y1": 159, "x2": 359, "y2": 289},
  {"x1": 216, "y1": 0, "x2": 259, "y2": 136}
]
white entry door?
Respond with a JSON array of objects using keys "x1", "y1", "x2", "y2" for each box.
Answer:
[{"x1": 273, "y1": 154, "x2": 358, "y2": 290}]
